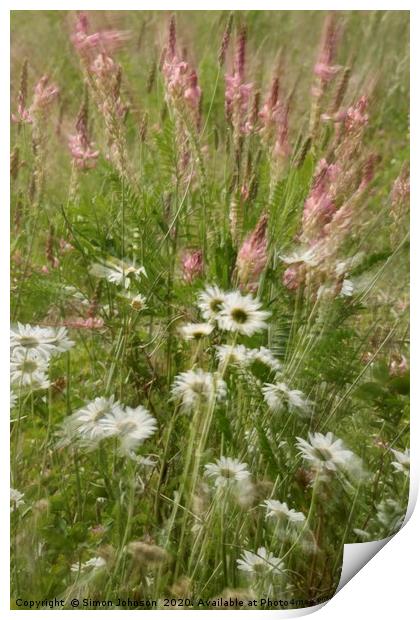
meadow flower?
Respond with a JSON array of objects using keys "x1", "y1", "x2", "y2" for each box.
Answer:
[
  {"x1": 217, "y1": 292, "x2": 270, "y2": 336},
  {"x1": 30, "y1": 75, "x2": 59, "y2": 113},
  {"x1": 62, "y1": 396, "x2": 122, "y2": 447},
  {"x1": 262, "y1": 499, "x2": 306, "y2": 525},
  {"x1": 296, "y1": 432, "x2": 359, "y2": 475},
  {"x1": 391, "y1": 448, "x2": 410, "y2": 476},
  {"x1": 248, "y1": 347, "x2": 282, "y2": 372},
  {"x1": 205, "y1": 456, "x2": 250, "y2": 488},
  {"x1": 236, "y1": 214, "x2": 268, "y2": 290},
  {"x1": 10, "y1": 348, "x2": 50, "y2": 390},
  {"x1": 377, "y1": 498, "x2": 405, "y2": 532},
  {"x1": 71, "y1": 556, "x2": 106, "y2": 573},
  {"x1": 171, "y1": 369, "x2": 227, "y2": 412},
  {"x1": 340, "y1": 278, "x2": 354, "y2": 297},
  {"x1": 180, "y1": 322, "x2": 214, "y2": 340},
  {"x1": 262, "y1": 381, "x2": 310, "y2": 414},
  {"x1": 68, "y1": 133, "x2": 99, "y2": 169},
  {"x1": 127, "y1": 541, "x2": 170, "y2": 566},
  {"x1": 237, "y1": 547, "x2": 284, "y2": 575},
  {"x1": 89, "y1": 259, "x2": 147, "y2": 288},
  {"x1": 197, "y1": 285, "x2": 227, "y2": 320},
  {"x1": 182, "y1": 250, "x2": 204, "y2": 283},
  {"x1": 101, "y1": 405, "x2": 157, "y2": 454},
  {"x1": 10, "y1": 324, "x2": 74, "y2": 357},
  {"x1": 71, "y1": 11, "x2": 130, "y2": 60},
  {"x1": 215, "y1": 344, "x2": 250, "y2": 367},
  {"x1": 10, "y1": 488, "x2": 25, "y2": 511},
  {"x1": 279, "y1": 247, "x2": 319, "y2": 267}
]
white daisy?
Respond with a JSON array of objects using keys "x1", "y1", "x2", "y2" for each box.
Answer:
[
  {"x1": 340, "y1": 279, "x2": 354, "y2": 297},
  {"x1": 215, "y1": 344, "x2": 250, "y2": 367},
  {"x1": 279, "y1": 247, "x2": 319, "y2": 266},
  {"x1": 262, "y1": 381, "x2": 310, "y2": 414},
  {"x1": 391, "y1": 448, "x2": 410, "y2": 476},
  {"x1": 217, "y1": 292, "x2": 270, "y2": 336},
  {"x1": 204, "y1": 456, "x2": 250, "y2": 488},
  {"x1": 377, "y1": 498, "x2": 405, "y2": 532},
  {"x1": 101, "y1": 405, "x2": 157, "y2": 454},
  {"x1": 129, "y1": 293, "x2": 147, "y2": 311},
  {"x1": 61, "y1": 396, "x2": 122, "y2": 447},
  {"x1": 248, "y1": 347, "x2": 282, "y2": 372},
  {"x1": 10, "y1": 324, "x2": 74, "y2": 357},
  {"x1": 71, "y1": 556, "x2": 106, "y2": 573},
  {"x1": 171, "y1": 369, "x2": 227, "y2": 412},
  {"x1": 90, "y1": 258, "x2": 147, "y2": 289},
  {"x1": 10, "y1": 488, "x2": 25, "y2": 511},
  {"x1": 237, "y1": 547, "x2": 284, "y2": 575},
  {"x1": 197, "y1": 285, "x2": 227, "y2": 320},
  {"x1": 10, "y1": 348, "x2": 50, "y2": 390},
  {"x1": 262, "y1": 499, "x2": 306, "y2": 525},
  {"x1": 296, "y1": 432, "x2": 359, "y2": 475},
  {"x1": 180, "y1": 322, "x2": 214, "y2": 340}
]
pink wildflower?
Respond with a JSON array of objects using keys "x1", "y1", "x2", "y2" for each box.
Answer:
[
  {"x1": 225, "y1": 27, "x2": 253, "y2": 136},
  {"x1": 71, "y1": 11, "x2": 130, "y2": 61},
  {"x1": 344, "y1": 96, "x2": 369, "y2": 134},
  {"x1": 236, "y1": 214, "x2": 268, "y2": 290},
  {"x1": 68, "y1": 134, "x2": 99, "y2": 170},
  {"x1": 31, "y1": 75, "x2": 60, "y2": 112},
  {"x1": 302, "y1": 159, "x2": 340, "y2": 240},
  {"x1": 182, "y1": 250, "x2": 204, "y2": 283},
  {"x1": 313, "y1": 13, "x2": 341, "y2": 84},
  {"x1": 65, "y1": 317, "x2": 104, "y2": 329},
  {"x1": 283, "y1": 265, "x2": 302, "y2": 291},
  {"x1": 390, "y1": 354, "x2": 408, "y2": 376}
]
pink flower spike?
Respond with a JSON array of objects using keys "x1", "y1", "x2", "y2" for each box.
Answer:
[
  {"x1": 236, "y1": 214, "x2": 268, "y2": 290},
  {"x1": 182, "y1": 250, "x2": 204, "y2": 283}
]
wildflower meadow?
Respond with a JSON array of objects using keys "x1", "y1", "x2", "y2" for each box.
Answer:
[{"x1": 10, "y1": 10, "x2": 409, "y2": 610}]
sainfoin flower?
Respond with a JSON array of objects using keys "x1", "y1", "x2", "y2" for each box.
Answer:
[
  {"x1": 71, "y1": 11, "x2": 130, "y2": 60},
  {"x1": 262, "y1": 499, "x2": 306, "y2": 525},
  {"x1": 30, "y1": 75, "x2": 60, "y2": 114},
  {"x1": 71, "y1": 556, "x2": 106, "y2": 573},
  {"x1": 296, "y1": 432, "x2": 360, "y2": 475},
  {"x1": 68, "y1": 133, "x2": 99, "y2": 170},
  {"x1": 217, "y1": 291, "x2": 270, "y2": 336},
  {"x1": 171, "y1": 369, "x2": 227, "y2": 412},
  {"x1": 10, "y1": 324, "x2": 74, "y2": 357},
  {"x1": 236, "y1": 214, "x2": 268, "y2": 290},
  {"x1": 237, "y1": 547, "x2": 284, "y2": 575},
  {"x1": 391, "y1": 448, "x2": 410, "y2": 476},
  {"x1": 180, "y1": 322, "x2": 214, "y2": 340},
  {"x1": 197, "y1": 285, "x2": 227, "y2": 320},
  {"x1": 205, "y1": 456, "x2": 250, "y2": 488},
  {"x1": 182, "y1": 250, "x2": 204, "y2": 283},
  {"x1": 262, "y1": 381, "x2": 310, "y2": 414},
  {"x1": 89, "y1": 259, "x2": 147, "y2": 288},
  {"x1": 10, "y1": 348, "x2": 50, "y2": 390},
  {"x1": 10, "y1": 488, "x2": 25, "y2": 511}
]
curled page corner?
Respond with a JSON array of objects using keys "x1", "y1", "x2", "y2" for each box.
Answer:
[
  {"x1": 335, "y1": 536, "x2": 392, "y2": 594},
  {"x1": 336, "y1": 476, "x2": 417, "y2": 596}
]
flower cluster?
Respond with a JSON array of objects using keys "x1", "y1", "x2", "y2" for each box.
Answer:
[
  {"x1": 10, "y1": 324, "x2": 74, "y2": 395},
  {"x1": 59, "y1": 396, "x2": 157, "y2": 458}
]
